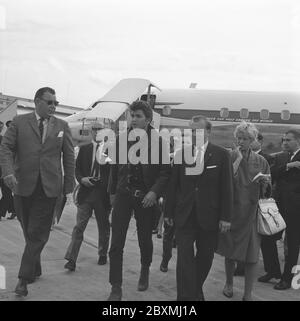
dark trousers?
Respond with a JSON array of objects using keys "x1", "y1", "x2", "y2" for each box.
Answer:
[
  {"x1": 14, "y1": 179, "x2": 57, "y2": 281},
  {"x1": 162, "y1": 221, "x2": 175, "y2": 262},
  {"x1": 261, "y1": 233, "x2": 282, "y2": 277},
  {"x1": 0, "y1": 179, "x2": 15, "y2": 217},
  {"x1": 282, "y1": 224, "x2": 300, "y2": 282},
  {"x1": 176, "y1": 209, "x2": 218, "y2": 301},
  {"x1": 109, "y1": 192, "x2": 155, "y2": 287},
  {"x1": 65, "y1": 189, "x2": 110, "y2": 262}
]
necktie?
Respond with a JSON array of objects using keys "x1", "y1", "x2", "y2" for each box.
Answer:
[
  {"x1": 39, "y1": 118, "x2": 44, "y2": 142},
  {"x1": 91, "y1": 143, "x2": 100, "y2": 177}
]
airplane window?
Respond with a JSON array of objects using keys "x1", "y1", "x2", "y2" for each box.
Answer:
[
  {"x1": 240, "y1": 108, "x2": 249, "y2": 119},
  {"x1": 220, "y1": 108, "x2": 229, "y2": 118},
  {"x1": 281, "y1": 110, "x2": 290, "y2": 121},
  {"x1": 260, "y1": 109, "x2": 269, "y2": 120}
]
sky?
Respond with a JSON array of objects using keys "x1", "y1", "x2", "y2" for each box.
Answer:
[{"x1": 0, "y1": 0, "x2": 299, "y2": 108}]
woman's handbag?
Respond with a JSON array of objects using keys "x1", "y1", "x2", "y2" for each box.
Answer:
[{"x1": 257, "y1": 198, "x2": 286, "y2": 235}]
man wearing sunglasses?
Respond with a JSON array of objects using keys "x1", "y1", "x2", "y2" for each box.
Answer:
[{"x1": 0, "y1": 87, "x2": 75, "y2": 297}]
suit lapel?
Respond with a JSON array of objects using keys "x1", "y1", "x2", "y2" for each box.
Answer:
[
  {"x1": 28, "y1": 112, "x2": 41, "y2": 140},
  {"x1": 203, "y1": 143, "x2": 213, "y2": 168}
]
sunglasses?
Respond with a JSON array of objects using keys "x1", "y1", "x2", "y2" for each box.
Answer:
[{"x1": 40, "y1": 98, "x2": 59, "y2": 106}]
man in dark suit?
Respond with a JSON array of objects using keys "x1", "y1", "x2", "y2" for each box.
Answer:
[
  {"x1": 107, "y1": 100, "x2": 170, "y2": 301},
  {"x1": 0, "y1": 87, "x2": 75, "y2": 297},
  {"x1": 0, "y1": 120, "x2": 16, "y2": 220},
  {"x1": 64, "y1": 123, "x2": 111, "y2": 270},
  {"x1": 257, "y1": 138, "x2": 289, "y2": 283},
  {"x1": 0, "y1": 120, "x2": 3, "y2": 221},
  {"x1": 273, "y1": 130, "x2": 300, "y2": 290},
  {"x1": 164, "y1": 115, "x2": 234, "y2": 301}
]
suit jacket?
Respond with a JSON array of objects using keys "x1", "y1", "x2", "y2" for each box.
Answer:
[
  {"x1": 108, "y1": 126, "x2": 171, "y2": 198},
  {"x1": 0, "y1": 112, "x2": 75, "y2": 197},
  {"x1": 75, "y1": 143, "x2": 110, "y2": 209},
  {"x1": 164, "y1": 143, "x2": 234, "y2": 231},
  {"x1": 271, "y1": 150, "x2": 300, "y2": 224}
]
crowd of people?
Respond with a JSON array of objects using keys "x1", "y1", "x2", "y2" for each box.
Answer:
[{"x1": 0, "y1": 87, "x2": 299, "y2": 301}]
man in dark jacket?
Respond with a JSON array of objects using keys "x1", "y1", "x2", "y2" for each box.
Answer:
[
  {"x1": 164, "y1": 115, "x2": 234, "y2": 301},
  {"x1": 64, "y1": 123, "x2": 111, "y2": 270},
  {"x1": 107, "y1": 100, "x2": 170, "y2": 301}
]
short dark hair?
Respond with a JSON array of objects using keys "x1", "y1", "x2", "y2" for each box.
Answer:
[
  {"x1": 5, "y1": 120, "x2": 12, "y2": 127},
  {"x1": 191, "y1": 115, "x2": 212, "y2": 131},
  {"x1": 34, "y1": 87, "x2": 56, "y2": 101},
  {"x1": 285, "y1": 129, "x2": 300, "y2": 141},
  {"x1": 257, "y1": 133, "x2": 263, "y2": 141},
  {"x1": 130, "y1": 100, "x2": 153, "y2": 121}
]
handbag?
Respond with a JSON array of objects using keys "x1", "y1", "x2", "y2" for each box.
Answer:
[{"x1": 257, "y1": 198, "x2": 286, "y2": 235}]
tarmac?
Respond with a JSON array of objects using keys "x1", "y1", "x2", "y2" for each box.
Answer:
[{"x1": 0, "y1": 203, "x2": 299, "y2": 301}]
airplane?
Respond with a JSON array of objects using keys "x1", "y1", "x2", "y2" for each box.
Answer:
[{"x1": 66, "y1": 78, "x2": 300, "y2": 153}]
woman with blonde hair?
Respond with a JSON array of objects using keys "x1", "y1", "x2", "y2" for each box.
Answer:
[{"x1": 217, "y1": 122, "x2": 271, "y2": 301}]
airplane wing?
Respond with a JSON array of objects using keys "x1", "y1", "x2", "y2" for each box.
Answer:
[
  {"x1": 85, "y1": 102, "x2": 128, "y2": 121},
  {"x1": 85, "y1": 78, "x2": 160, "y2": 121}
]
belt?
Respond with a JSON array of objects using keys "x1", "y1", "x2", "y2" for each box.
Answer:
[{"x1": 126, "y1": 188, "x2": 146, "y2": 199}]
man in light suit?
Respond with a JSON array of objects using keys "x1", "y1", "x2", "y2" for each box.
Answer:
[
  {"x1": 164, "y1": 115, "x2": 234, "y2": 301},
  {"x1": 0, "y1": 87, "x2": 75, "y2": 297}
]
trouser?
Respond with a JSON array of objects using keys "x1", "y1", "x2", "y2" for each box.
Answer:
[
  {"x1": 0, "y1": 179, "x2": 15, "y2": 217},
  {"x1": 176, "y1": 209, "x2": 218, "y2": 301},
  {"x1": 162, "y1": 220, "x2": 176, "y2": 262},
  {"x1": 65, "y1": 191, "x2": 110, "y2": 262},
  {"x1": 109, "y1": 192, "x2": 155, "y2": 287},
  {"x1": 282, "y1": 223, "x2": 300, "y2": 283},
  {"x1": 261, "y1": 233, "x2": 282, "y2": 277},
  {"x1": 14, "y1": 179, "x2": 57, "y2": 281}
]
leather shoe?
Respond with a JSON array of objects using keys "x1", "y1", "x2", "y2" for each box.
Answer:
[
  {"x1": 138, "y1": 266, "x2": 149, "y2": 291},
  {"x1": 107, "y1": 285, "x2": 122, "y2": 301},
  {"x1": 274, "y1": 280, "x2": 291, "y2": 290},
  {"x1": 15, "y1": 279, "x2": 28, "y2": 297},
  {"x1": 160, "y1": 259, "x2": 169, "y2": 273},
  {"x1": 64, "y1": 260, "x2": 76, "y2": 271},
  {"x1": 222, "y1": 284, "x2": 233, "y2": 298},
  {"x1": 98, "y1": 256, "x2": 107, "y2": 265},
  {"x1": 258, "y1": 273, "x2": 281, "y2": 283}
]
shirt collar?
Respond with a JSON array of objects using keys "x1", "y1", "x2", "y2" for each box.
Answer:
[
  {"x1": 255, "y1": 149, "x2": 262, "y2": 154},
  {"x1": 194, "y1": 141, "x2": 209, "y2": 152},
  {"x1": 35, "y1": 111, "x2": 49, "y2": 122}
]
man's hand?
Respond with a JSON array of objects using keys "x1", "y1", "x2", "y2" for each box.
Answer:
[
  {"x1": 164, "y1": 217, "x2": 174, "y2": 226},
  {"x1": 81, "y1": 177, "x2": 95, "y2": 187},
  {"x1": 110, "y1": 194, "x2": 116, "y2": 207},
  {"x1": 4, "y1": 174, "x2": 18, "y2": 192},
  {"x1": 142, "y1": 191, "x2": 157, "y2": 208},
  {"x1": 65, "y1": 193, "x2": 73, "y2": 206},
  {"x1": 287, "y1": 161, "x2": 300, "y2": 170},
  {"x1": 219, "y1": 220, "x2": 231, "y2": 233}
]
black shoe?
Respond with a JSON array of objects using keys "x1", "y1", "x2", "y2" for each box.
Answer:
[
  {"x1": 98, "y1": 256, "x2": 107, "y2": 265},
  {"x1": 7, "y1": 213, "x2": 17, "y2": 220},
  {"x1": 258, "y1": 273, "x2": 281, "y2": 283},
  {"x1": 15, "y1": 280, "x2": 28, "y2": 297},
  {"x1": 107, "y1": 285, "x2": 122, "y2": 301},
  {"x1": 274, "y1": 280, "x2": 291, "y2": 290},
  {"x1": 160, "y1": 259, "x2": 169, "y2": 273},
  {"x1": 138, "y1": 266, "x2": 149, "y2": 291},
  {"x1": 64, "y1": 260, "x2": 76, "y2": 271}
]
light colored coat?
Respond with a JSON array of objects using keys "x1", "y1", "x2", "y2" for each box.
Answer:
[{"x1": 0, "y1": 112, "x2": 75, "y2": 197}]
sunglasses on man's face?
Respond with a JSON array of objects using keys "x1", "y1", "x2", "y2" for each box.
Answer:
[{"x1": 40, "y1": 98, "x2": 59, "y2": 106}]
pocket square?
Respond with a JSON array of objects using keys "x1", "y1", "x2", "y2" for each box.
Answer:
[
  {"x1": 206, "y1": 165, "x2": 217, "y2": 169},
  {"x1": 57, "y1": 131, "x2": 64, "y2": 138}
]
